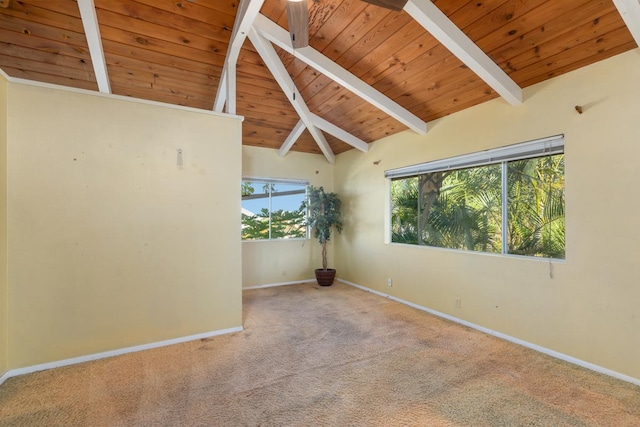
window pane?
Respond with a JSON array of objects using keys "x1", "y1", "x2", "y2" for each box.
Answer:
[
  {"x1": 391, "y1": 177, "x2": 419, "y2": 244},
  {"x1": 241, "y1": 181, "x2": 270, "y2": 240},
  {"x1": 241, "y1": 180, "x2": 308, "y2": 241},
  {"x1": 424, "y1": 166, "x2": 502, "y2": 252},
  {"x1": 391, "y1": 166, "x2": 502, "y2": 252},
  {"x1": 270, "y1": 184, "x2": 307, "y2": 239},
  {"x1": 507, "y1": 154, "x2": 565, "y2": 259}
]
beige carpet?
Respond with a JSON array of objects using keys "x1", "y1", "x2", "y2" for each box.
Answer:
[{"x1": 1, "y1": 282, "x2": 639, "y2": 426}]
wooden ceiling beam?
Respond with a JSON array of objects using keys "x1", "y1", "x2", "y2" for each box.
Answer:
[
  {"x1": 612, "y1": 0, "x2": 640, "y2": 47},
  {"x1": 403, "y1": 0, "x2": 523, "y2": 106},
  {"x1": 214, "y1": 0, "x2": 265, "y2": 114},
  {"x1": 248, "y1": 28, "x2": 335, "y2": 163},
  {"x1": 252, "y1": 13, "x2": 428, "y2": 135},
  {"x1": 77, "y1": 0, "x2": 110, "y2": 93}
]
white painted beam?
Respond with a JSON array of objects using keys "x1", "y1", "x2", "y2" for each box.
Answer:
[
  {"x1": 253, "y1": 13, "x2": 427, "y2": 135},
  {"x1": 403, "y1": 0, "x2": 522, "y2": 105},
  {"x1": 214, "y1": 65, "x2": 228, "y2": 112},
  {"x1": 279, "y1": 119, "x2": 306, "y2": 157},
  {"x1": 310, "y1": 114, "x2": 369, "y2": 153},
  {"x1": 613, "y1": 0, "x2": 640, "y2": 48},
  {"x1": 214, "y1": 0, "x2": 265, "y2": 113},
  {"x1": 227, "y1": 62, "x2": 237, "y2": 114},
  {"x1": 77, "y1": 0, "x2": 110, "y2": 93},
  {"x1": 248, "y1": 29, "x2": 335, "y2": 163}
]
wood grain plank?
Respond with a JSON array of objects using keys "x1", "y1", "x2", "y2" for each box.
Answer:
[
  {"x1": 108, "y1": 66, "x2": 216, "y2": 99},
  {"x1": 0, "y1": 40, "x2": 92, "y2": 71},
  {"x1": 510, "y1": 25, "x2": 634, "y2": 84},
  {"x1": 311, "y1": 0, "x2": 368, "y2": 53},
  {"x1": 0, "y1": 53, "x2": 95, "y2": 81},
  {"x1": 106, "y1": 53, "x2": 219, "y2": 87},
  {"x1": 110, "y1": 82, "x2": 212, "y2": 109},
  {"x1": 95, "y1": 9, "x2": 228, "y2": 57},
  {"x1": 237, "y1": 98, "x2": 295, "y2": 118},
  {"x1": 456, "y1": 0, "x2": 540, "y2": 40},
  {"x1": 0, "y1": 65, "x2": 97, "y2": 90},
  {"x1": 0, "y1": 1, "x2": 84, "y2": 32},
  {"x1": 334, "y1": 8, "x2": 413, "y2": 72},
  {"x1": 110, "y1": 71, "x2": 213, "y2": 103},
  {"x1": 98, "y1": 24, "x2": 225, "y2": 67},
  {"x1": 501, "y1": 12, "x2": 627, "y2": 75},
  {"x1": 320, "y1": 3, "x2": 391, "y2": 63},
  {"x1": 487, "y1": 0, "x2": 618, "y2": 66},
  {"x1": 102, "y1": 39, "x2": 221, "y2": 76},
  {"x1": 0, "y1": 13, "x2": 89, "y2": 48},
  {"x1": 475, "y1": 0, "x2": 595, "y2": 54},
  {"x1": 95, "y1": 0, "x2": 234, "y2": 44},
  {"x1": 0, "y1": 28, "x2": 90, "y2": 62},
  {"x1": 131, "y1": 0, "x2": 239, "y2": 26}
]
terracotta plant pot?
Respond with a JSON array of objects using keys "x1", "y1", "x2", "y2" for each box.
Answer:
[{"x1": 315, "y1": 268, "x2": 336, "y2": 286}]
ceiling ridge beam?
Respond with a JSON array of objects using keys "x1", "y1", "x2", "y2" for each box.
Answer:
[
  {"x1": 403, "y1": 0, "x2": 522, "y2": 106},
  {"x1": 214, "y1": 0, "x2": 265, "y2": 113},
  {"x1": 279, "y1": 119, "x2": 306, "y2": 157},
  {"x1": 248, "y1": 28, "x2": 335, "y2": 164},
  {"x1": 252, "y1": 13, "x2": 427, "y2": 135},
  {"x1": 77, "y1": 0, "x2": 110, "y2": 93},
  {"x1": 612, "y1": 0, "x2": 640, "y2": 47}
]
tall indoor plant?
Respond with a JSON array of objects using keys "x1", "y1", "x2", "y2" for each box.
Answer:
[{"x1": 303, "y1": 185, "x2": 343, "y2": 286}]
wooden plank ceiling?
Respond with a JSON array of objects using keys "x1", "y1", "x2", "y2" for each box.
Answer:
[{"x1": 0, "y1": 0, "x2": 637, "y2": 158}]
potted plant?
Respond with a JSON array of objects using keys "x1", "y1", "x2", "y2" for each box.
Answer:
[{"x1": 302, "y1": 185, "x2": 343, "y2": 286}]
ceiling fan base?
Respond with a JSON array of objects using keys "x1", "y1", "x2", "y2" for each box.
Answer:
[
  {"x1": 360, "y1": 0, "x2": 409, "y2": 12},
  {"x1": 286, "y1": 0, "x2": 309, "y2": 49}
]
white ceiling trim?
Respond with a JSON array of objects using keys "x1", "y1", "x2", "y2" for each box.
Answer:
[
  {"x1": 77, "y1": 0, "x2": 110, "y2": 94},
  {"x1": 249, "y1": 28, "x2": 335, "y2": 164},
  {"x1": 279, "y1": 119, "x2": 306, "y2": 157},
  {"x1": 253, "y1": 13, "x2": 428, "y2": 135},
  {"x1": 403, "y1": 0, "x2": 523, "y2": 106},
  {"x1": 214, "y1": 0, "x2": 265, "y2": 114},
  {"x1": 612, "y1": 0, "x2": 640, "y2": 47},
  {"x1": 310, "y1": 114, "x2": 369, "y2": 153}
]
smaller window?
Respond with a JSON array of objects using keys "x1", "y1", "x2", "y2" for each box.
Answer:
[{"x1": 241, "y1": 178, "x2": 308, "y2": 241}]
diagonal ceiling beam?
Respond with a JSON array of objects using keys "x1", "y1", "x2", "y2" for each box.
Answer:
[
  {"x1": 310, "y1": 114, "x2": 369, "y2": 153},
  {"x1": 279, "y1": 114, "x2": 370, "y2": 158},
  {"x1": 77, "y1": 0, "x2": 110, "y2": 93},
  {"x1": 612, "y1": 0, "x2": 640, "y2": 47},
  {"x1": 252, "y1": 13, "x2": 427, "y2": 135},
  {"x1": 403, "y1": 0, "x2": 522, "y2": 106},
  {"x1": 248, "y1": 28, "x2": 335, "y2": 163},
  {"x1": 279, "y1": 119, "x2": 307, "y2": 157},
  {"x1": 214, "y1": 0, "x2": 265, "y2": 113}
]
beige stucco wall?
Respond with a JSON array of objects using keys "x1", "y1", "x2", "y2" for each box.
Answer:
[
  {"x1": 6, "y1": 82, "x2": 243, "y2": 369},
  {"x1": 334, "y1": 49, "x2": 640, "y2": 380},
  {"x1": 0, "y1": 73, "x2": 7, "y2": 375},
  {"x1": 242, "y1": 146, "x2": 336, "y2": 287}
]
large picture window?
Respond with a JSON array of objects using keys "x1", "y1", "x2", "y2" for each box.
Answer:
[
  {"x1": 387, "y1": 136, "x2": 565, "y2": 259},
  {"x1": 241, "y1": 178, "x2": 308, "y2": 241}
]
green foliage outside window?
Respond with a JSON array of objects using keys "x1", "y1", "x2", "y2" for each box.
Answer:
[
  {"x1": 391, "y1": 154, "x2": 565, "y2": 259},
  {"x1": 241, "y1": 180, "x2": 307, "y2": 240}
]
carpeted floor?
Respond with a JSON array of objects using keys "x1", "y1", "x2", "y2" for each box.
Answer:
[{"x1": 1, "y1": 282, "x2": 639, "y2": 426}]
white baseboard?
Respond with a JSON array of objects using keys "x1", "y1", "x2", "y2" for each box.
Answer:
[
  {"x1": 339, "y1": 279, "x2": 640, "y2": 387},
  {"x1": 0, "y1": 326, "x2": 243, "y2": 386},
  {"x1": 243, "y1": 279, "x2": 315, "y2": 290}
]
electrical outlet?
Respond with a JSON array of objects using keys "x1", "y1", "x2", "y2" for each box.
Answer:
[
  {"x1": 455, "y1": 298, "x2": 461, "y2": 309},
  {"x1": 387, "y1": 278, "x2": 392, "y2": 287}
]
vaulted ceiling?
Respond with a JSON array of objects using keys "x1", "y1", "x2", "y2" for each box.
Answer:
[{"x1": 1, "y1": 0, "x2": 638, "y2": 162}]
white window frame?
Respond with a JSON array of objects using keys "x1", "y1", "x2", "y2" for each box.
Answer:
[
  {"x1": 241, "y1": 177, "x2": 309, "y2": 241},
  {"x1": 385, "y1": 135, "x2": 565, "y2": 259}
]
